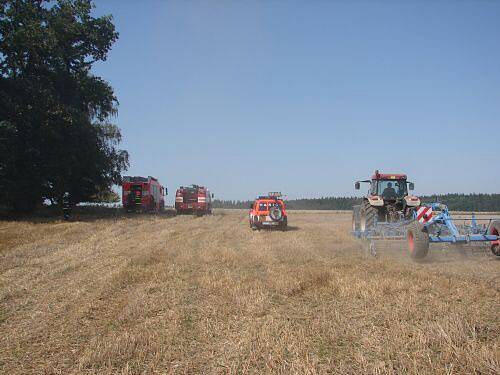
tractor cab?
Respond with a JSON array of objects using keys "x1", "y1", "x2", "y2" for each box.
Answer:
[
  {"x1": 356, "y1": 171, "x2": 413, "y2": 193},
  {"x1": 370, "y1": 175, "x2": 413, "y2": 201},
  {"x1": 353, "y1": 170, "x2": 420, "y2": 227},
  {"x1": 355, "y1": 171, "x2": 417, "y2": 204},
  {"x1": 376, "y1": 179, "x2": 406, "y2": 200}
]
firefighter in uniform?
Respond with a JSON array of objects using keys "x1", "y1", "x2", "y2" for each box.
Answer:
[{"x1": 62, "y1": 192, "x2": 71, "y2": 220}]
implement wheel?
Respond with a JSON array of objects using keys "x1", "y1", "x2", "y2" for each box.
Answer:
[
  {"x1": 406, "y1": 221, "x2": 429, "y2": 259},
  {"x1": 489, "y1": 221, "x2": 500, "y2": 257}
]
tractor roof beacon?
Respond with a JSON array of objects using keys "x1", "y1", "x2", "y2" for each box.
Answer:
[{"x1": 249, "y1": 192, "x2": 288, "y2": 231}]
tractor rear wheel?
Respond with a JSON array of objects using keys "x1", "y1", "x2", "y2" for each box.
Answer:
[
  {"x1": 352, "y1": 205, "x2": 361, "y2": 232},
  {"x1": 406, "y1": 221, "x2": 429, "y2": 259},
  {"x1": 360, "y1": 200, "x2": 378, "y2": 232},
  {"x1": 489, "y1": 220, "x2": 500, "y2": 256}
]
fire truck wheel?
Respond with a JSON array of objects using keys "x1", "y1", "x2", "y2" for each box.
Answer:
[
  {"x1": 407, "y1": 221, "x2": 429, "y2": 259},
  {"x1": 489, "y1": 221, "x2": 500, "y2": 256}
]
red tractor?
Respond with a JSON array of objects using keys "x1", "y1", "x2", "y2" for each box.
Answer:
[
  {"x1": 175, "y1": 185, "x2": 214, "y2": 216},
  {"x1": 353, "y1": 170, "x2": 420, "y2": 232},
  {"x1": 122, "y1": 176, "x2": 166, "y2": 213}
]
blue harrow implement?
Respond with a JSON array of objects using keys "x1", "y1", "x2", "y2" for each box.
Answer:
[{"x1": 353, "y1": 203, "x2": 500, "y2": 259}]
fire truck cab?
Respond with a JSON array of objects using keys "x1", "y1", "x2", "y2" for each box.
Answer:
[
  {"x1": 122, "y1": 176, "x2": 166, "y2": 213},
  {"x1": 175, "y1": 185, "x2": 214, "y2": 216}
]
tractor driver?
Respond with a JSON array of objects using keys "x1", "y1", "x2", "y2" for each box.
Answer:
[{"x1": 382, "y1": 182, "x2": 397, "y2": 199}]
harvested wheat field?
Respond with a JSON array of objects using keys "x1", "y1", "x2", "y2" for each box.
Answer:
[{"x1": 0, "y1": 210, "x2": 499, "y2": 374}]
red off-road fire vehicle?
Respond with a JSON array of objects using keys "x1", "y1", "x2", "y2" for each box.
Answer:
[
  {"x1": 175, "y1": 185, "x2": 214, "y2": 216},
  {"x1": 122, "y1": 176, "x2": 166, "y2": 213},
  {"x1": 249, "y1": 192, "x2": 288, "y2": 231}
]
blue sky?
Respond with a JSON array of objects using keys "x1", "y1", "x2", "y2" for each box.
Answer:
[{"x1": 93, "y1": 1, "x2": 500, "y2": 202}]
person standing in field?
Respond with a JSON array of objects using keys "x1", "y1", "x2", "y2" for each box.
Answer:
[{"x1": 62, "y1": 192, "x2": 71, "y2": 221}]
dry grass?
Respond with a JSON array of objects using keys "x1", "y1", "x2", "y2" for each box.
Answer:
[{"x1": 0, "y1": 210, "x2": 499, "y2": 374}]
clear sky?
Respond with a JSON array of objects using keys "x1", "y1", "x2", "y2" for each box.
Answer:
[{"x1": 92, "y1": 1, "x2": 500, "y2": 203}]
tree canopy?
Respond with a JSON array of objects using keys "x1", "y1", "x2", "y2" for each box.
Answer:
[{"x1": 0, "y1": 0, "x2": 128, "y2": 211}]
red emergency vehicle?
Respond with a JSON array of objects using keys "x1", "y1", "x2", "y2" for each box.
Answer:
[
  {"x1": 175, "y1": 185, "x2": 213, "y2": 216},
  {"x1": 249, "y1": 192, "x2": 288, "y2": 231},
  {"x1": 122, "y1": 176, "x2": 166, "y2": 213}
]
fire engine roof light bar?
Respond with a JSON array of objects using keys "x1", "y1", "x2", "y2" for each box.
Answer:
[{"x1": 123, "y1": 176, "x2": 148, "y2": 183}]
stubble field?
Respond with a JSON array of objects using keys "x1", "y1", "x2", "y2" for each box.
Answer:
[{"x1": 0, "y1": 209, "x2": 499, "y2": 374}]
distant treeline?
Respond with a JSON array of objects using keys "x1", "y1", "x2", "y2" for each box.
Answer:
[{"x1": 213, "y1": 193, "x2": 500, "y2": 212}]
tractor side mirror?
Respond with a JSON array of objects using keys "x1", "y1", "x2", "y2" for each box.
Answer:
[
  {"x1": 355, "y1": 182, "x2": 360, "y2": 190},
  {"x1": 409, "y1": 182, "x2": 414, "y2": 191},
  {"x1": 212, "y1": 193, "x2": 214, "y2": 198}
]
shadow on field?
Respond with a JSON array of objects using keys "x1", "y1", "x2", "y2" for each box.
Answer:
[
  {"x1": 253, "y1": 225, "x2": 300, "y2": 232},
  {"x1": 0, "y1": 206, "x2": 178, "y2": 224},
  {"x1": 365, "y1": 240, "x2": 499, "y2": 264}
]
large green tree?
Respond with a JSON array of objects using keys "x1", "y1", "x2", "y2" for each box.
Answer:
[{"x1": 0, "y1": 0, "x2": 128, "y2": 211}]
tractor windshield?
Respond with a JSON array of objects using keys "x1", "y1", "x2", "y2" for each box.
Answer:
[{"x1": 377, "y1": 180, "x2": 407, "y2": 199}]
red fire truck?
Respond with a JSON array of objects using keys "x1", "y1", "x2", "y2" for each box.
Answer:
[
  {"x1": 122, "y1": 176, "x2": 166, "y2": 213},
  {"x1": 175, "y1": 185, "x2": 213, "y2": 216}
]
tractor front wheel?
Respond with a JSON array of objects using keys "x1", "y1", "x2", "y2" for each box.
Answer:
[{"x1": 407, "y1": 221, "x2": 429, "y2": 259}]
